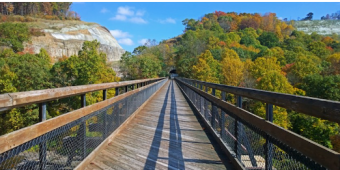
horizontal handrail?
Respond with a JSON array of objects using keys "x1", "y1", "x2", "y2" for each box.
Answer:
[
  {"x1": 0, "y1": 78, "x2": 164, "y2": 111},
  {"x1": 176, "y1": 77, "x2": 340, "y2": 170},
  {"x1": 0, "y1": 78, "x2": 166, "y2": 154},
  {"x1": 180, "y1": 77, "x2": 340, "y2": 124}
]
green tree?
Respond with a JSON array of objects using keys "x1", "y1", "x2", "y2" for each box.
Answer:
[
  {"x1": 308, "y1": 41, "x2": 331, "y2": 59},
  {"x1": 0, "y1": 22, "x2": 30, "y2": 52},
  {"x1": 258, "y1": 31, "x2": 279, "y2": 48}
]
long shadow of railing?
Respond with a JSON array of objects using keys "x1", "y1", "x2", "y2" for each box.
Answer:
[
  {"x1": 143, "y1": 81, "x2": 171, "y2": 169},
  {"x1": 144, "y1": 80, "x2": 185, "y2": 170},
  {"x1": 168, "y1": 80, "x2": 185, "y2": 169}
]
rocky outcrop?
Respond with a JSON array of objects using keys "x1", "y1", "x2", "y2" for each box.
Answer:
[
  {"x1": 23, "y1": 21, "x2": 125, "y2": 63},
  {"x1": 295, "y1": 20, "x2": 340, "y2": 35}
]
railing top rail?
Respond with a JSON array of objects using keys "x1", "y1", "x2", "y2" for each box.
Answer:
[
  {"x1": 0, "y1": 78, "x2": 166, "y2": 154},
  {"x1": 176, "y1": 77, "x2": 340, "y2": 170},
  {"x1": 180, "y1": 77, "x2": 340, "y2": 124},
  {"x1": 0, "y1": 78, "x2": 164, "y2": 111}
]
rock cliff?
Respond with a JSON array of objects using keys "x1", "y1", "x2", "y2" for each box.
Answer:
[{"x1": 23, "y1": 20, "x2": 125, "y2": 63}]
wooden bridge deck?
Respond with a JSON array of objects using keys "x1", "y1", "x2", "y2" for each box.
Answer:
[{"x1": 84, "y1": 80, "x2": 234, "y2": 170}]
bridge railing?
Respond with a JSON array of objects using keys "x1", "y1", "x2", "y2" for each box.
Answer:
[
  {"x1": 176, "y1": 77, "x2": 340, "y2": 170},
  {"x1": 0, "y1": 78, "x2": 167, "y2": 169}
]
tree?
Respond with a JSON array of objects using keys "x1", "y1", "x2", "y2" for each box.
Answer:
[
  {"x1": 133, "y1": 45, "x2": 147, "y2": 55},
  {"x1": 299, "y1": 74, "x2": 340, "y2": 101},
  {"x1": 308, "y1": 41, "x2": 331, "y2": 59},
  {"x1": 221, "y1": 50, "x2": 244, "y2": 86},
  {"x1": 257, "y1": 31, "x2": 279, "y2": 48},
  {"x1": 287, "y1": 55, "x2": 321, "y2": 84},
  {"x1": 138, "y1": 54, "x2": 162, "y2": 78},
  {"x1": 239, "y1": 17, "x2": 260, "y2": 30},
  {"x1": 251, "y1": 57, "x2": 281, "y2": 79},
  {"x1": 192, "y1": 50, "x2": 220, "y2": 83},
  {"x1": 326, "y1": 53, "x2": 340, "y2": 74},
  {"x1": 0, "y1": 22, "x2": 30, "y2": 52},
  {"x1": 302, "y1": 12, "x2": 313, "y2": 20}
]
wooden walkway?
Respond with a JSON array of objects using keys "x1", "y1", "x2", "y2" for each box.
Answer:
[{"x1": 85, "y1": 80, "x2": 234, "y2": 170}]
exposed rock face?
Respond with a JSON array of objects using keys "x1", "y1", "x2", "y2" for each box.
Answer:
[
  {"x1": 23, "y1": 22, "x2": 125, "y2": 63},
  {"x1": 295, "y1": 20, "x2": 340, "y2": 35}
]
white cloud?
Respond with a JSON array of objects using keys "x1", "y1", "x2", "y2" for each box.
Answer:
[
  {"x1": 110, "y1": 30, "x2": 132, "y2": 39},
  {"x1": 110, "y1": 6, "x2": 147, "y2": 24},
  {"x1": 118, "y1": 38, "x2": 134, "y2": 46},
  {"x1": 117, "y1": 6, "x2": 134, "y2": 16},
  {"x1": 129, "y1": 17, "x2": 147, "y2": 24},
  {"x1": 138, "y1": 39, "x2": 149, "y2": 45},
  {"x1": 159, "y1": 17, "x2": 176, "y2": 24},
  {"x1": 110, "y1": 14, "x2": 127, "y2": 21},
  {"x1": 101, "y1": 8, "x2": 109, "y2": 13},
  {"x1": 136, "y1": 10, "x2": 145, "y2": 16}
]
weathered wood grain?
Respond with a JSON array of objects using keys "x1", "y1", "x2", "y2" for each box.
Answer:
[
  {"x1": 84, "y1": 80, "x2": 233, "y2": 170},
  {"x1": 176, "y1": 78, "x2": 340, "y2": 170},
  {"x1": 0, "y1": 79, "x2": 165, "y2": 154},
  {"x1": 0, "y1": 78, "x2": 164, "y2": 110},
  {"x1": 180, "y1": 77, "x2": 340, "y2": 124}
]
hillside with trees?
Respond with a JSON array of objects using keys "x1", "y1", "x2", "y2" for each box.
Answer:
[
  {"x1": 0, "y1": 2, "x2": 80, "y2": 21},
  {"x1": 120, "y1": 11, "x2": 340, "y2": 152}
]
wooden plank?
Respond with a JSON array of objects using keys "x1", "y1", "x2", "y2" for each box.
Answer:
[
  {"x1": 181, "y1": 78, "x2": 340, "y2": 124},
  {"x1": 0, "y1": 78, "x2": 164, "y2": 110},
  {"x1": 176, "y1": 78, "x2": 340, "y2": 170},
  {"x1": 0, "y1": 79, "x2": 166, "y2": 154},
  {"x1": 74, "y1": 79, "x2": 168, "y2": 170},
  {"x1": 83, "y1": 80, "x2": 231, "y2": 169}
]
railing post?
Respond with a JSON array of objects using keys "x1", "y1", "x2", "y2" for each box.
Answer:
[
  {"x1": 131, "y1": 84, "x2": 135, "y2": 90},
  {"x1": 103, "y1": 90, "x2": 107, "y2": 138},
  {"x1": 211, "y1": 88, "x2": 217, "y2": 129},
  {"x1": 204, "y1": 86, "x2": 209, "y2": 120},
  {"x1": 220, "y1": 91, "x2": 226, "y2": 140},
  {"x1": 39, "y1": 102, "x2": 46, "y2": 170},
  {"x1": 125, "y1": 86, "x2": 128, "y2": 93},
  {"x1": 80, "y1": 94, "x2": 86, "y2": 159},
  {"x1": 200, "y1": 84, "x2": 203, "y2": 113},
  {"x1": 235, "y1": 96, "x2": 242, "y2": 161},
  {"x1": 265, "y1": 103, "x2": 274, "y2": 170},
  {"x1": 115, "y1": 87, "x2": 119, "y2": 96}
]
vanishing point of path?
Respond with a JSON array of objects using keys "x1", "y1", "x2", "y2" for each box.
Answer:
[{"x1": 85, "y1": 80, "x2": 234, "y2": 170}]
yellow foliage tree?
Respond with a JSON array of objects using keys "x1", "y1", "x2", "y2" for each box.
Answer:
[
  {"x1": 251, "y1": 57, "x2": 281, "y2": 79},
  {"x1": 326, "y1": 53, "x2": 340, "y2": 75},
  {"x1": 221, "y1": 50, "x2": 244, "y2": 86},
  {"x1": 192, "y1": 50, "x2": 220, "y2": 83}
]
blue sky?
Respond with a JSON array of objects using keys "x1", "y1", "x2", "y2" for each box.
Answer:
[{"x1": 71, "y1": 2, "x2": 340, "y2": 52}]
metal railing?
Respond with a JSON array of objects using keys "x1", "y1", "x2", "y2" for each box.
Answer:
[
  {"x1": 176, "y1": 77, "x2": 340, "y2": 170},
  {"x1": 0, "y1": 78, "x2": 167, "y2": 169}
]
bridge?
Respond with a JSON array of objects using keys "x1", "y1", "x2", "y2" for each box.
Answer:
[{"x1": 0, "y1": 77, "x2": 339, "y2": 170}]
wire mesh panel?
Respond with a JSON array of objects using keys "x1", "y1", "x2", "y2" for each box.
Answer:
[
  {"x1": 0, "y1": 79, "x2": 167, "y2": 170},
  {"x1": 176, "y1": 78, "x2": 328, "y2": 170}
]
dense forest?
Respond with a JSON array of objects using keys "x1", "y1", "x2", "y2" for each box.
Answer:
[
  {"x1": 0, "y1": 2, "x2": 80, "y2": 21},
  {"x1": 0, "y1": 22, "x2": 119, "y2": 135},
  {"x1": 120, "y1": 11, "x2": 340, "y2": 152}
]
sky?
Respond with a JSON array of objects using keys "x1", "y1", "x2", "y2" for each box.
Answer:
[{"x1": 71, "y1": 2, "x2": 340, "y2": 52}]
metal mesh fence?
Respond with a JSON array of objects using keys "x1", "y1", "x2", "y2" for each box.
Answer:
[
  {"x1": 176, "y1": 78, "x2": 327, "y2": 170},
  {"x1": 0, "y1": 79, "x2": 167, "y2": 170}
]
